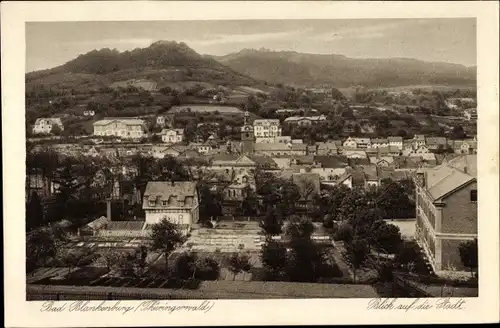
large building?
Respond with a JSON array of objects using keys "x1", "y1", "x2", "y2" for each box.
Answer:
[
  {"x1": 253, "y1": 119, "x2": 282, "y2": 138},
  {"x1": 414, "y1": 155, "x2": 477, "y2": 273},
  {"x1": 240, "y1": 111, "x2": 255, "y2": 154},
  {"x1": 93, "y1": 118, "x2": 147, "y2": 139},
  {"x1": 32, "y1": 118, "x2": 64, "y2": 135},
  {"x1": 160, "y1": 128, "x2": 184, "y2": 144},
  {"x1": 142, "y1": 181, "x2": 199, "y2": 233}
]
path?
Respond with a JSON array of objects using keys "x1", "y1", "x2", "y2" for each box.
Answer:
[{"x1": 330, "y1": 241, "x2": 353, "y2": 280}]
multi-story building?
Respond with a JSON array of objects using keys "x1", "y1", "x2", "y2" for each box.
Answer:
[
  {"x1": 32, "y1": 118, "x2": 64, "y2": 135},
  {"x1": 142, "y1": 181, "x2": 199, "y2": 234},
  {"x1": 343, "y1": 137, "x2": 358, "y2": 149},
  {"x1": 369, "y1": 138, "x2": 389, "y2": 149},
  {"x1": 160, "y1": 128, "x2": 184, "y2": 144},
  {"x1": 93, "y1": 118, "x2": 146, "y2": 139},
  {"x1": 283, "y1": 115, "x2": 327, "y2": 126},
  {"x1": 353, "y1": 137, "x2": 371, "y2": 149},
  {"x1": 414, "y1": 155, "x2": 477, "y2": 272},
  {"x1": 253, "y1": 119, "x2": 282, "y2": 138},
  {"x1": 388, "y1": 136, "x2": 404, "y2": 150}
]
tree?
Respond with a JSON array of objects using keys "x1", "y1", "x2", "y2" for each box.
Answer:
[
  {"x1": 150, "y1": 218, "x2": 186, "y2": 275},
  {"x1": 225, "y1": 253, "x2": 251, "y2": 280},
  {"x1": 51, "y1": 124, "x2": 62, "y2": 136},
  {"x1": 261, "y1": 240, "x2": 288, "y2": 280},
  {"x1": 394, "y1": 240, "x2": 426, "y2": 273},
  {"x1": 371, "y1": 221, "x2": 403, "y2": 254},
  {"x1": 240, "y1": 186, "x2": 259, "y2": 217},
  {"x1": 451, "y1": 125, "x2": 467, "y2": 140},
  {"x1": 284, "y1": 215, "x2": 314, "y2": 240},
  {"x1": 56, "y1": 247, "x2": 96, "y2": 274},
  {"x1": 26, "y1": 228, "x2": 57, "y2": 273},
  {"x1": 343, "y1": 238, "x2": 370, "y2": 283},
  {"x1": 331, "y1": 88, "x2": 346, "y2": 101},
  {"x1": 198, "y1": 183, "x2": 223, "y2": 223},
  {"x1": 333, "y1": 223, "x2": 354, "y2": 243},
  {"x1": 287, "y1": 237, "x2": 325, "y2": 282},
  {"x1": 26, "y1": 191, "x2": 45, "y2": 231},
  {"x1": 259, "y1": 207, "x2": 284, "y2": 237},
  {"x1": 459, "y1": 239, "x2": 478, "y2": 277},
  {"x1": 97, "y1": 248, "x2": 122, "y2": 274}
]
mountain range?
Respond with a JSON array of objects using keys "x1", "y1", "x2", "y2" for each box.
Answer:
[
  {"x1": 212, "y1": 48, "x2": 476, "y2": 88},
  {"x1": 26, "y1": 41, "x2": 476, "y2": 92}
]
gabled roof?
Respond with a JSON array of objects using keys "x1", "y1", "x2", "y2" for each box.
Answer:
[
  {"x1": 313, "y1": 155, "x2": 349, "y2": 168},
  {"x1": 143, "y1": 181, "x2": 197, "y2": 205},
  {"x1": 34, "y1": 118, "x2": 63, "y2": 125},
  {"x1": 371, "y1": 138, "x2": 389, "y2": 144},
  {"x1": 93, "y1": 118, "x2": 145, "y2": 126},
  {"x1": 316, "y1": 142, "x2": 338, "y2": 150},
  {"x1": 388, "y1": 136, "x2": 403, "y2": 143},
  {"x1": 425, "y1": 165, "x2": 475, "y2": 200},
  {"x1": 292, "y1": 155, "x2": 315, "y2": 165},
  {"x1": 425, "y1": 137, "x2": 447, "y2": 145}
]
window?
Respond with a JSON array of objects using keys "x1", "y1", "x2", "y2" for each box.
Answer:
[
  {"x1": 470, "y1": 190, "x2": 477, "y2": 202},
  {"x1": 149, "y1": 200, "x2": 155, "y2": 207},
  {"x1": 162, "y1": 201, "x2": 167, "y2": 206}
]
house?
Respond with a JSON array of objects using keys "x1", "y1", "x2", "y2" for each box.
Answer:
[
  {"x1": 453, "y1": 140, "x2": 477, "y2": 155},
  {"x1": 378, "y1": 146, "x2": 401, "y2": 157},
  {"x1": 209, "y1": 154, "x2": 257, "y2": 188},
  {"x1": 362, "y1": 165, "x2": 380, "y2": 189},
  {"x1": 370, "y1": 156, "x2": 395, "y2": 167},
  {"x1": 388, "y1": 136, "x2": 403, "y2": 150},
  {"x1": 369, "y1": 138, "x2": 389, "y2": 149},
  {"x1": 253, "y1": 119, "x2": 282, "y2": 138},
  {"x1": 255, "y1": 136, "x2": 292, "y2": 144},
  {"x1": 316, "y1": 142, "x2": 338, "y2": 155},
  {"x1": 160, "y1": 128, "x2": 184, "y2": 144},
  {"x1": 353, "y1": 138, "x2": 371, "y2": 149},
  {"x1": 32, "y1": 118, "x2": 64, "y2": 135},
  {"x1": 343, "y1": 149, "x2": 367, "y2": 159},
  {"x1": 463, "y1": 108, "x2": 477, "y2": 121},
  {"x1": 283, "y1": 115, "x2": 327, "y2": 126},
  {"x1": 343, "y1": 137, "x2": 358, "y2": 149},
  {"x1": 414, "y1": 155, "x2": 477, "y2": 273},
  {"x1": 412, "y1": 134, "x2": 426, "y2": 148},
  {"x1": 142, "y1": 181, "x2": 199, "y2": 233},
  {"x1": 425, "y1": 137, "x2": 448, "y2": 151},
  {"x1": 93, "y1": 118, "x2": 146, "y2": 139},
  {"x1": 311, "y1": 156, "x2": 349, "y2": 184},
  {"x1": 254, "y1": 142, "x2": 307, "y2": 157},
  {"x1": 306, "y1": 145, "x2": 318, "y2": 156}
]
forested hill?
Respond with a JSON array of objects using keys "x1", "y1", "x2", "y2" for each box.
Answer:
[
  {"x1": 212, "y1": 49, "x2": 477, "y2": 88},
  {"x1": 25, "y1": 41, "x2": 263, "y2": 93}
]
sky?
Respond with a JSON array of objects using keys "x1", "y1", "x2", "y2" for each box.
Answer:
[{"x1": 26, "y1": 19, "x2": 476, "y2": 72}]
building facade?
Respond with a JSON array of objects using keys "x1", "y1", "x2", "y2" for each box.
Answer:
[
  {"x1": 93, "y1": 118, "x2": 146, "y2": 139},
  {"x1": 160, "y1": 128, "x2": 184, "y2": 144},
  {"x1": 142, "y1": 181, "x2": 199, "y2": 233},
  {"x1": 32, "y1": 118, "x2": 64, "y2": 135},
  {"x1": 414, "y1": 155, "x2": 477, "y2": 272},
  {"x1": 253, "y1": 119, "x2": 282, "y2": 138}
]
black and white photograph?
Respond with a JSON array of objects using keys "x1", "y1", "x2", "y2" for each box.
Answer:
[
  {"x1": 23, "y1": 17, "x2": 481, "y2": 300},
  {"x1": 2, "y1": 1, "x2": 499, "y2": 326}
]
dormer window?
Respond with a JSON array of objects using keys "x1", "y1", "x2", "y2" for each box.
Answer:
[
  {"x1": 149, "y1": 200, "x2": 155, "y2": 207},
  {"x1": 162, "y1": 200, "x2": 167, "y2": 206}
]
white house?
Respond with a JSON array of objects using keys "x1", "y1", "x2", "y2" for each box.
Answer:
[
  {"x1": 160, "y1": 128, "x2": 184, "y2": 144},
  {"x1": 343, "y1": 137, "x2": 358, "y2": 149},
  {"x1": 253, "y1": 119, "x2": 282, "y2": 138},
  {"x1": 32, "y1": 118, "x2": 64, "y2": 135},
  {"x1": 142, "y1": 181, "x2": 199, "y2": 234},
  {"x1": 93, "y1": 118, "x2": 146, "y2": 139},
  {"x1": 353, "y1": 137, "x2": 371, "y2": 149},
  {"x1": 369, "y1": 138, "x2": 389, "y2": 149},
  {"x1": 388, "y1": 136, "x2": 403, "y2": 150}
]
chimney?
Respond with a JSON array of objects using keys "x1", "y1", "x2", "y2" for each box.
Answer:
[
  {"x1": 464, "y1": 166, "x2": 468, "y2": 174},
  {"x1": 106, "y1": 198, "x2": 112, "y2": 221}
]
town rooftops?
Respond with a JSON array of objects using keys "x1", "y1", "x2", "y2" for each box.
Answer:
[
  {"x1": 371, "y1": 138, "x2": 389, "y2": 144},
  {"x1": 313, "y1": 155, "x2": 349, "y2": 168},
  {"x1": 425, "y1": 137, "x2": 447, "y2": 146},
  {"x1": 353, "y1": 138, "x2": 371, "y2": 144},
  {"x1": 93, "y1": 118, "x2": 145, "y2": 126}
]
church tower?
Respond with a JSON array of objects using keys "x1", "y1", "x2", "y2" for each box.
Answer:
[{"x1": 240, "y1": 111, "x2": 255, "y2": 154}]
